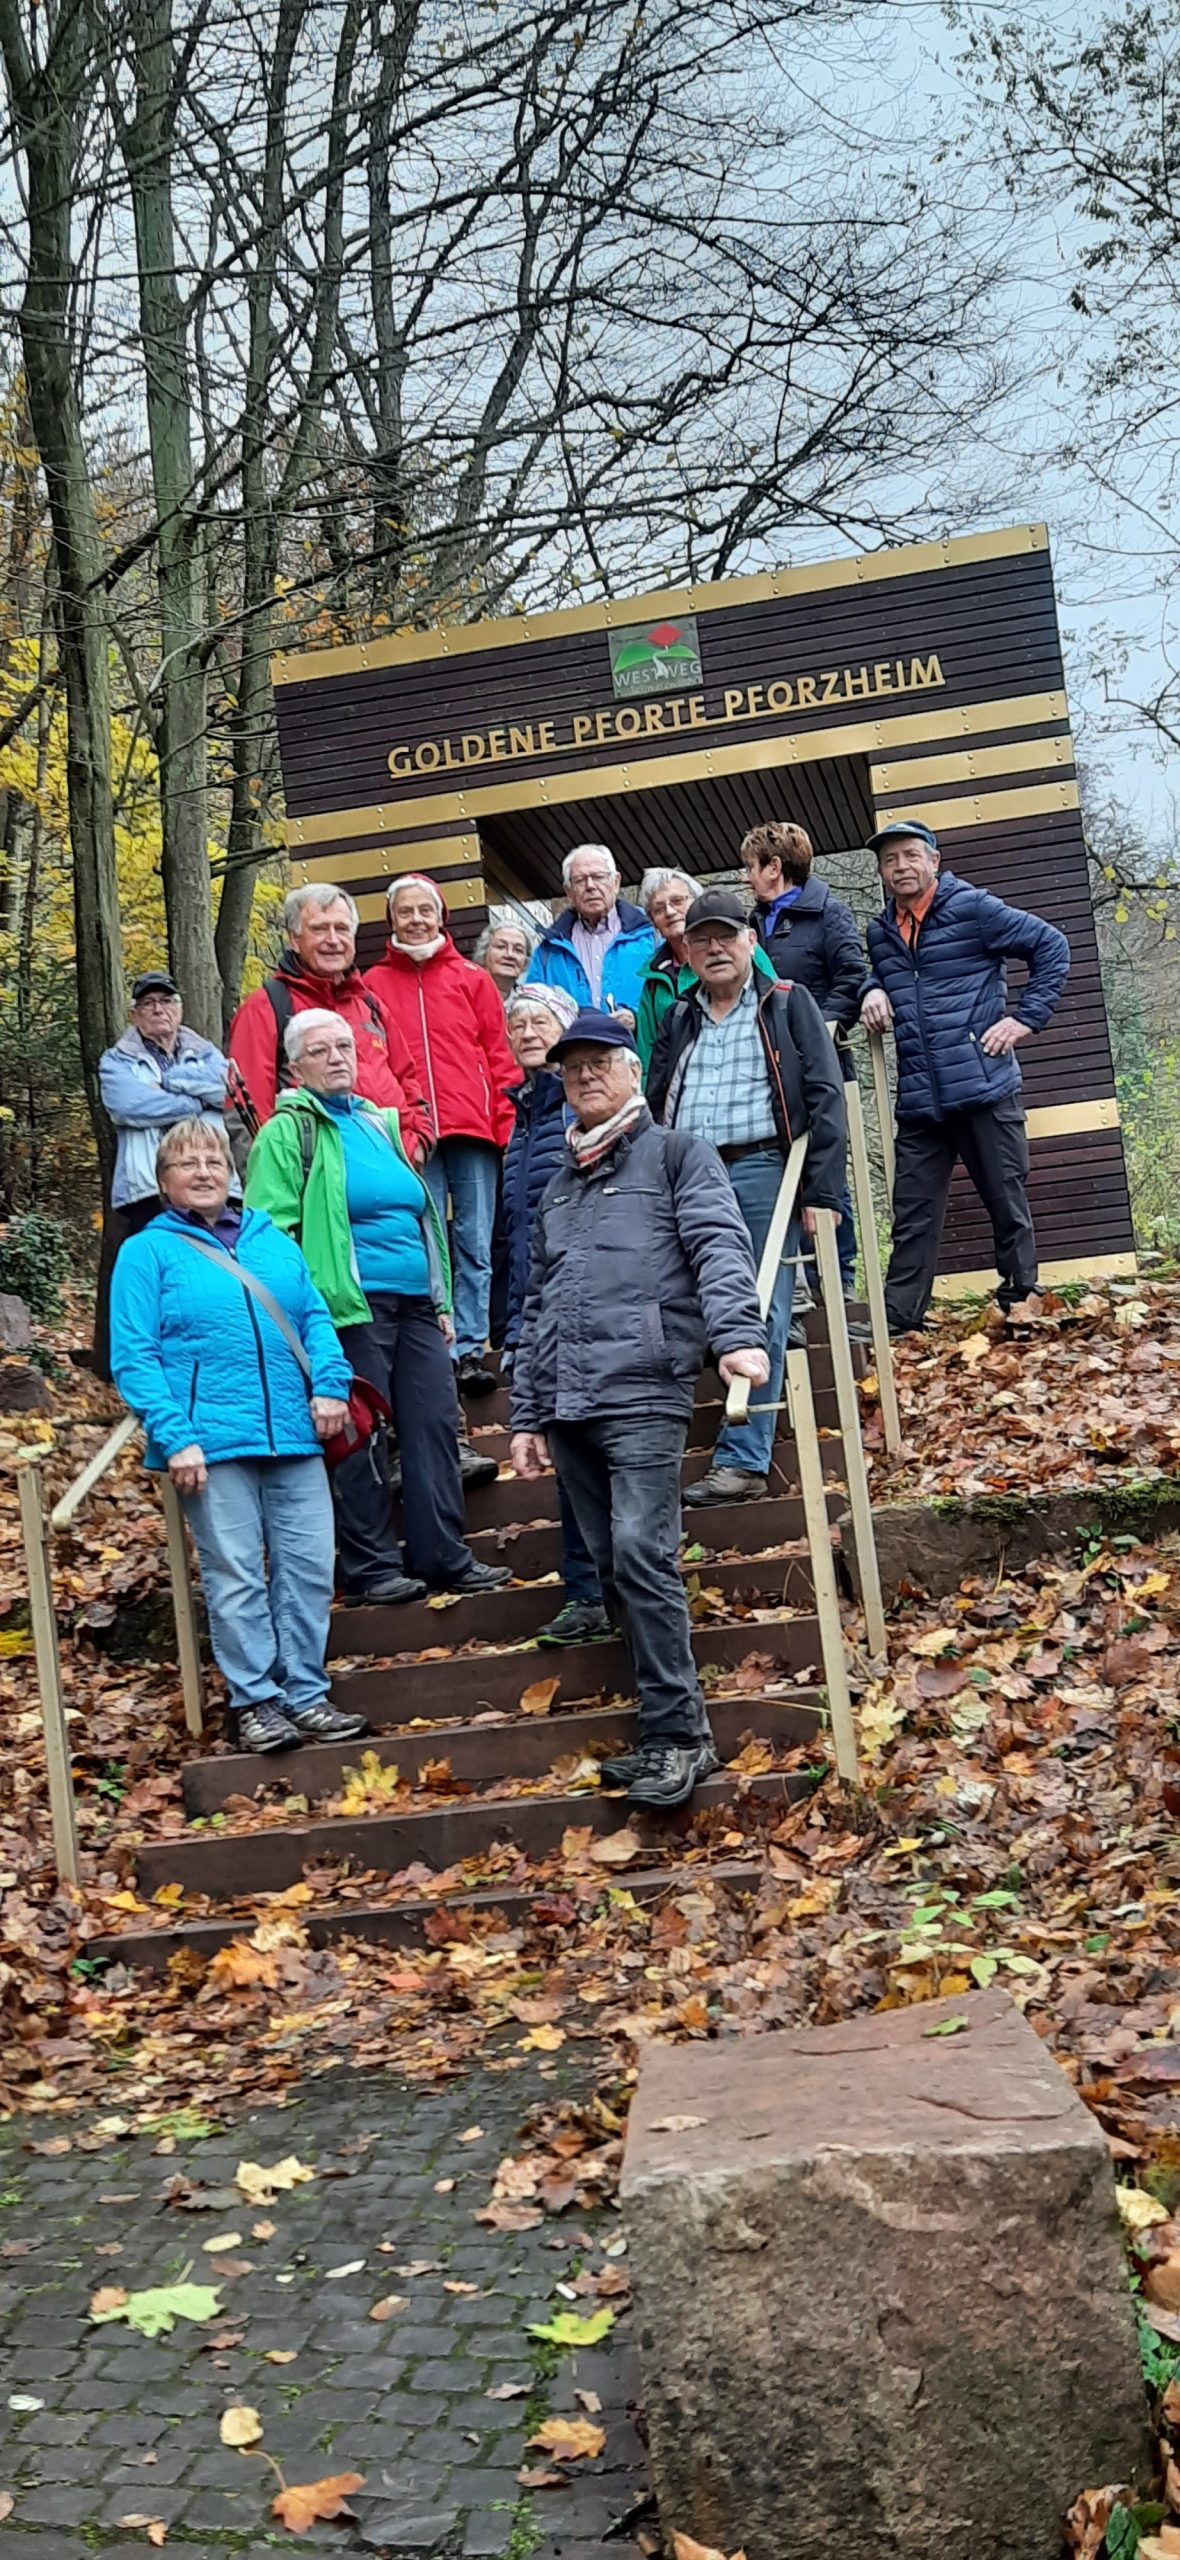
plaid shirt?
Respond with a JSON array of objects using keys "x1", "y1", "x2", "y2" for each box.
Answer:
[{"x1": 674, "y1": 978, "x2": 777, "y2": 1148}]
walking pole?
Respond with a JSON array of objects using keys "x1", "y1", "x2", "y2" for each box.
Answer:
[
  {"x1": 724, "y1": 1135, "x2": 809, "y2": 1428},
  {"x1": 868, "y1": 1027, "x2": 896, "y2": 1204},
  {"x1": 786, "y1": 1347, "x2": 860, "y2": 1784},
  {"x1": 844, "y1": 1075, "x2": 902, "y2": 1455},
  {"x1": 18, "y1": 1461, "x2": 79, "y2": 1885},
  {"x1": 812, "y1": 1207, "x2": 887, "y2": 1657}
]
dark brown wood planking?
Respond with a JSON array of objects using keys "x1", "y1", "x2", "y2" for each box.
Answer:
[
  {"x1": 135, "y1": 1768, "x2": 812, "y2": 1899},
  {"x1": 182, "y1": 1693, "x2": 824, "y2": 1816}
]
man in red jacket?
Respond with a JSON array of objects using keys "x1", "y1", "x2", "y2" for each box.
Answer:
[
  {"x1": 366, "y1": 875, "x2": 518, "y2": 1395},
  {"x1": 228, "y1": 884, "x2": 433, "y2": 1163}
]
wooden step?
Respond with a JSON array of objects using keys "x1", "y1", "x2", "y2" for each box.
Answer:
[
  {"x1": 469, "y1": 1493, "x2": 841, "y2": 1578},
  {"x1": 92, "y1": 1855, "x2": 770, "y2": 1972},
  {"x1": 329, "y1": 1548, "x2": 820, "y2": 1659},
  {"x1": 330, "y1": 1611, "x2": 822, "y2": 1723},
  {"x1": 462, "y1": 1438, "x2": 846, "y2": 1528},
  {"x1": 182, "y1": 1692, "x2": 823, "y2": 1816},
  {"x1": 134, "y1": 1767, "x2": 813, "y2": 1898},
  {"x1": 468, "y1": 1385, "x2": 843, "y2": 1459}
]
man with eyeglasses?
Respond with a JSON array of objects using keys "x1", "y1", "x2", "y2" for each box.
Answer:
[
  {"x1": 510, "y1": 1008, "x2": 767, "y2": 1809},
  {"x1": 648, "y1": 890, "x2": 847, "y2": 1506},
  {"x1": 531, "y1": 844, "x2": 655, "y2": 1025}
]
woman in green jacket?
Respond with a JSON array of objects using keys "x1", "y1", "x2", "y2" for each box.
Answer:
[{"x1": 245, "y1": 1008, "x2": 510, "y2": 1607}]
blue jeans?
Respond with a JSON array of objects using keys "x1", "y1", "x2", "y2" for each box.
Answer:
[
  {"x1": 549, "y1": 1413, "x2": 709, "y2": 1745},
  {"x1": 803, "y1": 1177, "x2": 857, "y2": 1295},
  {"x1": 712, "y1": 1145, "x2": 798, "y2": 1480},
  {"x1": 423, "y1": 1139, "x2": 500, "y2": 1360},
  {"x1": 182, "y1": 1457, "x2": 335, "y2": 1717}
]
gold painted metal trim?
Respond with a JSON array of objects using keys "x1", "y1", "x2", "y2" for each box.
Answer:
[
  {"x1": 933, "y1": 1251, "x2": 1137, "y2": 1295},
  {"x1": 273, "y1": 525, "x2": 1049, "y2": 685},
  {"x1": 281, "y1": 689, "x2": 1069, "y2": 848},
  {"x1": 872, "y1": 780, "x2": 1080, "y2": 833},
  {"x1": 869, "y1": 735, "x2": 1074, "y2": 794},
  {"x1": 291, "y1": 835, "x2": 480, "y2": 887},
  {"x1": 354, "y1": 881, "x2": 484, "y2": 921},
  {"x1": 1024, "y1": 1099, "x2": 1121, "y2": 1139}
]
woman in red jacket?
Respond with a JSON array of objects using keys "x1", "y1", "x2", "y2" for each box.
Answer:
[{"x1": 366, "y1": 877, "x2": 518, "y2": 1393}]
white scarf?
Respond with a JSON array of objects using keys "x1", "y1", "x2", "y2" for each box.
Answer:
[
  {"x1": 566, "y1": 1093, "x2": 647, "y2": 1169},
  {"x1": 395, "y1": 934, "x2": 446, "y2": 964}
]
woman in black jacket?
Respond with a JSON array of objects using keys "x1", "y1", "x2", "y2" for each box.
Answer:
[
  {"x1": 502, "y1": 986, "x2": 608, "y2": 1648},
  {"x1": 741, "y1": 821, "x2": 865, "y2": 1297}
]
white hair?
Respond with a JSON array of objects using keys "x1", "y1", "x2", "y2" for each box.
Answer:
[
  {"x1": 284, "y1": 1007, "x2": 355, "y2": 1064},
  {"x1": 638, "y1": 865, "x2": 698, "y2": 915},
  {"x1": 387, "y1": 872, "x2": 445, "y2": 921},
  {"x1": 561, "y1": 843, "x2": 619, "y2": 890},
  {"x1": 473, "y1": 915, "x2": 536, "y2": 967},
  {"x1": 283, "y1": 882, "x2": 359, "y2": 936}
]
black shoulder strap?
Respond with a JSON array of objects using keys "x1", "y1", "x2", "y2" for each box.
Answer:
[
  {"x1": 264, "y1": 977, "x2": 295, "y2": 1091},
  {"x1": 299, "y1": 1113, "x2": 317, "y2": 1180}
]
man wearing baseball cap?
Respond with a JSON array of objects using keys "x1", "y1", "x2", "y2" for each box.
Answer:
[
  {"x1": 100, "y1": 971, "x2": 234, "y2": 1236},
  {"x1": 860, "y1": 821, "x2": 1070, "y2": 1334},
  {"x1": 509, "y1": 1007, "x2": 768, "y2": 1809},
  {"x1": 647, "y1": 889, "x2": 847, "y2": 1506}
]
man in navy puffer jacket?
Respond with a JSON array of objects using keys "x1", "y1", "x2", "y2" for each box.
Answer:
[{"x1": 861, "y1": 821, "x2": 1069, "y2": 1335}]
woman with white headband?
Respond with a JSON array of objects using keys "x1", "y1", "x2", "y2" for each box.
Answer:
[{"x1": 365, "y1": 877, "x2": 518, "y2": 1395}]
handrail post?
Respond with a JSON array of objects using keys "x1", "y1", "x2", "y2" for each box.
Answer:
[
  {"x1": 724, "y1": 1134, "x2": 809, "y2": 1430},
  {"x1": 812, "y1": 1207, "x2": 887, "y2": 1658},
  {"x1": 868, "y1": 1027, "x2": 896, "y2": 1204},
  {"x1": 49, "y1": 1411, "x2": 140, "y2": 1533},
  {"x1": 159, "y1": 1476, "x2": 205, "y2": 1738},
  {"x1": 843, "y1": 1075, "x2": 902, "y2": 1455},
  {"x1": 785, "y1": 1347, "x2": 860, "y2": 1785},
  {"x1": 17, "y1": 1462, "x2": 79, "y2": 1885}
]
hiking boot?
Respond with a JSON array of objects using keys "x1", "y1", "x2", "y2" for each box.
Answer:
[
  {"x1": 341, "y1": 1574, "x2": 426, "y2": 1605},
  {"x1": 460, "y1": 1442, "x2": 498, "y2": 1489},
  {"x1": 788, "y1": 1316, "x2": 808, "y2": 1349},
  {"x1": 536, "y1": 1599, "x2": 613, "y2": 1647},
  {"x1": 238, "y1": 1700, "x2": 303, "y2": 1754},
  {"x1": 682, "y1": 1465, "x2": 768, "y2": 1506},
  {"x1": 429, "y1": 1558, "x2": 512, "y2": 1595},
  {"x1": 457, "y1": 1353, "x2": 498, "y2": 1396},
  {"x1": 287, "y1": 1701, "x2": 370, "y2": 1744},
  {"x1": 625, "y1": 1737, "x2": 721, "y2": 1809}
]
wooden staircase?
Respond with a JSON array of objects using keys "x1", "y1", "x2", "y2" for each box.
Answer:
[{"x1": 97, "y1": 1312, "x2": 867, "y2": 1968}]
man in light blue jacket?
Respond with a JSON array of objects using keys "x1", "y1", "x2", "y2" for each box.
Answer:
[
  {"x1": 99, "y1": 972, "x2": 233, "y2": 1232},
  {"x1": 531, "y1": 846, "x2": 655, "y2": 1024}
]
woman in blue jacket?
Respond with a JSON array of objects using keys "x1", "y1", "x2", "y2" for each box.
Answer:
[
  {"x1": 110, "y1": 1118, "x2": 367, "y2": 1756},
  {"x1": 501, "y1": 986, "x2": 609, "y2": 1649}
]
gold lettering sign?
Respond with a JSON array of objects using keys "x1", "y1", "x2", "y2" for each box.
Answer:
[{"x1": 387, "y1": 655, "x2": 945, "y2": 779}]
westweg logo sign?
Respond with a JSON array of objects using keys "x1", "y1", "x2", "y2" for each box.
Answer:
[{"x1": 608, "y1": 615, "x2": 703, "y2": 699}]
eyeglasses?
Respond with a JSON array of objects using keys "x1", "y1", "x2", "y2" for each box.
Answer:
[{"x1": 302, "y1": 1039, "x2": 354, "y2": 1060}]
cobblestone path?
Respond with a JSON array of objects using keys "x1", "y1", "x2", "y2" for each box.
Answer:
[{"x1": 0, "y1": 2053, "x2": 648, "y2": 2560}]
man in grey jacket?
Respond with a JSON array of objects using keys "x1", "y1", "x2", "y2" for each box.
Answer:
[
  {"x1": 99, "y1": 971, "x2": 232, "y2": 1230},
  {"x1": 510, "y1": 1009, "x2": 768, "y2": 1811}
]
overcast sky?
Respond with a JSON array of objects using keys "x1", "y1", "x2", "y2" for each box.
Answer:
[{"x1": 777, "y1": 0, "x2": 1178, "y2": 853}]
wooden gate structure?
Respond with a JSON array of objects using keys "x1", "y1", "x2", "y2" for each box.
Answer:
[{"x1": 272, "y1": 522, "x2": 1134, "y2": 1289}]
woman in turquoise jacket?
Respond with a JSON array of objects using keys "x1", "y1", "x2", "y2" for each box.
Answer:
[{"x1": 110, "y1": 1117, "x2": 366, "y2": 1758}]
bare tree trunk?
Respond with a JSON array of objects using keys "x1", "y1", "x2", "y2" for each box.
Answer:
[
  {"x1": 214, "y1": 0, "x2": 360, "y2": 1021},
  {"x1": 117, "y1": 0, "x2": 220, "y2": 1036},
  {"x1": 0, "y1": 0, "x2": 124, "y2": 1196}
]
